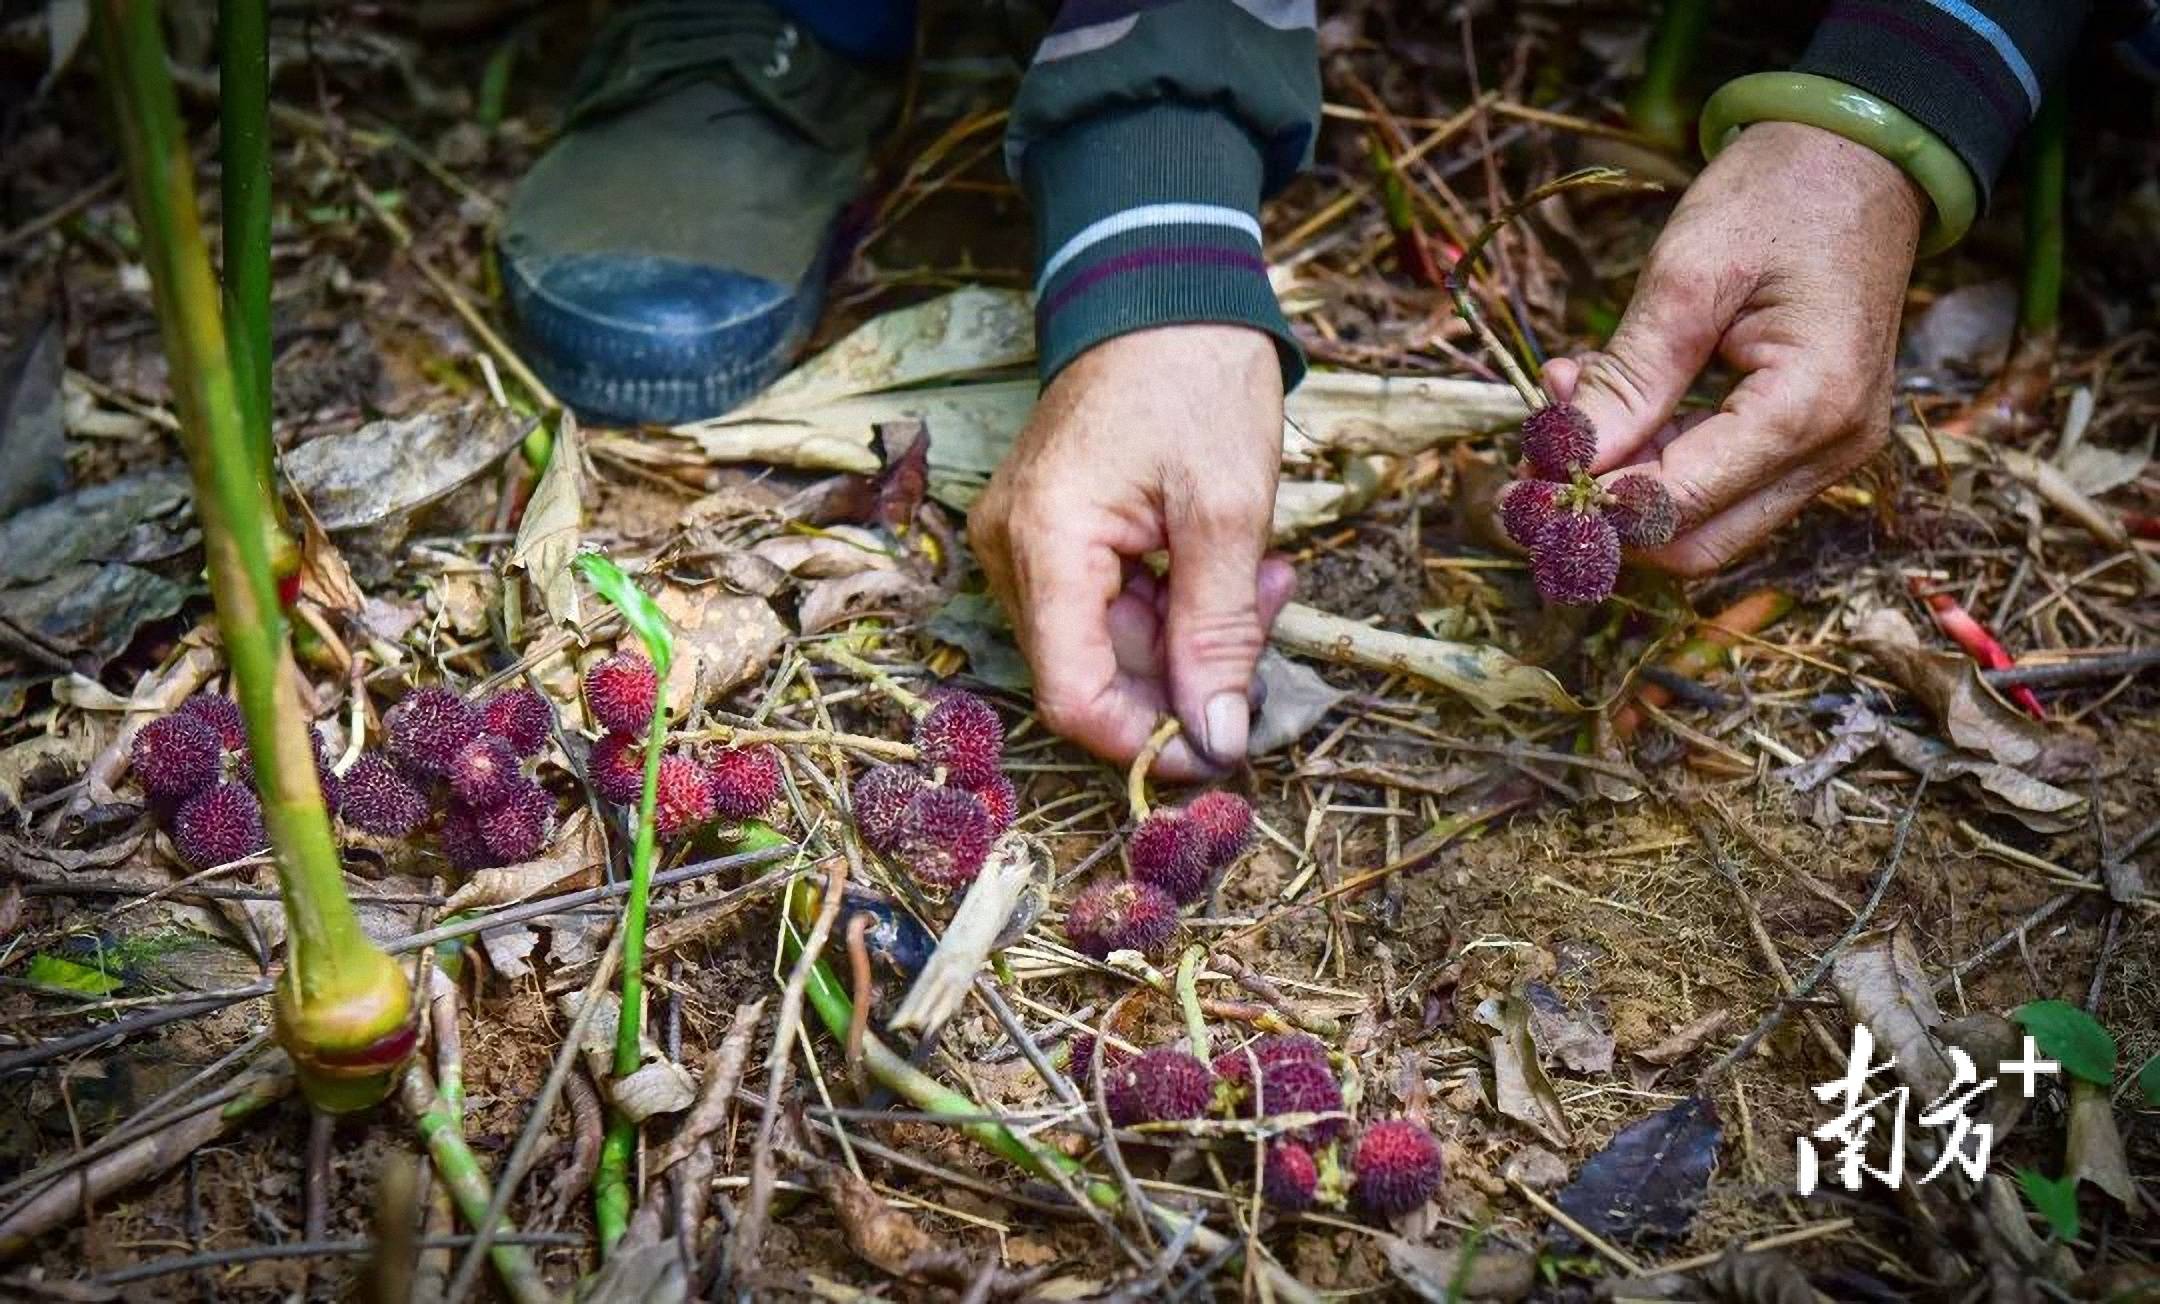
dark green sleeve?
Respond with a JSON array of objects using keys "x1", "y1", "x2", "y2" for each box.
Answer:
[{"x1": 1006, "y1": 0, "x2": 1320, "y2": 387}]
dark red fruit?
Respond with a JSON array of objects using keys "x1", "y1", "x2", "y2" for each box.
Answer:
[
  {"x1": 1528, "y1": 509, "x2": 1622, "y2": 606},
  {"x1": 850, "y1": 764, "x2": 923, "y2": 853},
  {"x1": 652, "y1": 753, "x2": 715, "y2": 840},
  {"x1": 1605, "y1": 473, "x2": 1678, "y2": 548},
  {"x1": 1262, "y1": 1141, "x2": 1319, "y2": 1211},
  {"x1": 172, "y1": 783, "x2": 265, "y2": 869},
  {"x1": 1212, "y1": 1033, "x2": 1329, "y2": 1086},
  {"x1": 1127, "y1": 810, "x2": 1211, "y2": 905},
  {"x1": 1063, "y1": 879, "x2": 1179, "y2": 959},
  {"x1": 896, "y1": 785, "x2": 995, "y2": 889},
  {"x1": 964, "y1": 772, "x2": 1018, "y2": 832},
  {"x1": 1067, "y1": 1033, "x2": 1130, "y2": 1095},
  {"x1": 438, "y1": 805, "x2": 492, "y2": 871},
  {"x1": 479, "y1": 688, "x2": 553, "y2": 758},
  {"x1": 1184, "y1": 791, "x2": 1253, "y2": 868},
  {"x1": 132, "y1": 713, "x2": 222, "y2": 801},
  {"x1": 446, "y1": 733, "x2": 521, "y2": 808},
  {"x1": 1102, "y1": 1047, "x2": 1214, "y2": 1125},
  {"x1": 178, "y1": 693, "x2": 247, "y2": 752},
  {"x1": 341, "y1": 753, "x2": 428, "y2": 837},
  {"x1": 583, "y1": 653, "x2": 658, "y2": 735},
  {"x1": 1499, "y1": 478, "x2": 1563, "y2": 551},
  {"x1": 386, "y1": 687, "x2": 482, "y2": 779},
  {"x1": 706, "y1": 744, "x2": 782, "y2": 820},
  {"x1": 912, "y1": 691, "x2": 1003, "y2": 785},
  {"x1": 1350, "y1": 1118, "x2": 1446, "y2": 1217},
  {"x1": 587, "y1": 732, "x2": 646, "y2": 805},
  {"x1": 1521, "y1": 403, "x2": 1596, "y2": 480},
  {"x1": 475, "y1": 781, "x2": 554, "y2": 864},
  {"x1": 1249, "y1": 1056, "x2": 1346, "y2": 1144}
]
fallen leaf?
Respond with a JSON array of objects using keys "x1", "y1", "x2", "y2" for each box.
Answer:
[
  {"x1": 0, "y1": 563, "x2": 186, "y2": 669},
  {"x1": 868, "y1": 419, "x2": 929, "y2": 530},
  {"x1": 1775, "y1": 700, "x2": 1885, "y2": 794},
  {"x1": 651, "y1": 587, "x2": 787, "y2": 715},
  {"x1": 796, "y1": 566, "x2": 941, "y2": 636},
  {"x1": 741, "y1": 285, "x2": 1036, "y2": 414},
  {"x1": 1273, "y1": 602, "x2": 1579, "y2": 715},
  {"x1": 818, "y1": 1162, "x2": 939, "y2": 1277},
  {"x1": 1855, "y1": 608, "x2": 2094, "y2": 780},
  {"x1": 1501, "y1": 1146, "x2": 1570, "y2": 1192},
  {"x1": 2013, "y1": 999, "x2": 2116, "y2": 1085},
  {"x1": 1523, "y1": 981, "x2": 1615, "y2": 1075},
  {"x1": 750, "y1": 528, "x2": 896, "y2": 579},
  {"x1": 443, "y1": 809, "x2": 603, "y2": 913},
  {"x1": 1829, "y1": 926, "x2": 1957, "y2": 1105},
  {"x1": 0, "y1": 317, "x2": 70, "y2": 518},
  {"x1": 1936, "y1": 1013, "x2": 2027, "y2": 1136},
  {"x1": 1379, "y1": 1235, "x2": 1536, "y2": 1302},
  {"x1": 1702, "y1": 1248, "x2": 1817, "y2": 1304},
  {"x1": 1249, "y1": 649, "x2": 1345, "y2": 756},
  {"x1": 0, "y1": 467, "x2": 190, "y2": 587},
  {"x1": 1475, "y1": 993, "x2": 1571, "y2": 1145},
  {"x1": 1880, "y1": 726, "x2": 2085, "y2": 832},
  {"x1": 1551, "y1": 1094, "x2": 1720, "y2": 1248},
  {"x1": 479, "y1": 923, "x2": 539, "y2": 982},
  {"x1": 2065, "y1": 1077, "x2": 2134, "y2": 1208},
  {"x1": 281, "y1": 405, "x2": 530, "y2": 530},
  {"x1": 509, "y1": 412, "x2": 585, "y2": 628},
  {"x1": 1636, "y1": 1009, "x2": 1731, "y2": 1066},
  {"x1": 1902, "y1": 280, "x2": 2017, "y2": 375},
  {"x1": 293, "y1": 502, "x2": 364, "y2": 617},
  {"x1": 611, "y1": 1058, "x2": 697, "y2": 1123},
  {"x1": 651, "y1": 998, "x2": 767, "y2": 1175},
  {"x1": 924, "y1": 591, "x2": 1030, "y2": 691}
]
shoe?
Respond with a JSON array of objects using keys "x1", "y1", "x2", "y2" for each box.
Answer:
[{"x1": 501, "y1": 1, "x2": 896, "y2": 424}]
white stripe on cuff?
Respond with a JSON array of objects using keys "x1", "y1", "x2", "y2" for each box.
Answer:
[{"x1": 1035, "y1": 203, "x2": 1263, "y2": 294}]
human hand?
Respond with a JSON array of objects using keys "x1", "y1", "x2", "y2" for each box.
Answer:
[
  {"x1": 968, "y1": 325, "x2": 1295, "y2": 779},
  {"x1": 1542, "y1": 120, "x2": 1927, "y2": 575}
]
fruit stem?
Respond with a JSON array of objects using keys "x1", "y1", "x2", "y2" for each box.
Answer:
[
  {"x1": 1174, "y1": 945, "x2": 1211, "y2": 1059},
  {"x1": 93, "y1": 0, "x2": 410, "y2": 1113},
  {"x1": 1624, "y1": 0, "x2": 1713, "y2": 153},
  {"x1": 813, "y1": 644, "x2": 928, "y2": 716},
  {"x1": 400, "y1": 1063, "x2": 551, "y2": 1304},
  {"x1": 1126, "y1": 716, "x2": 1181, "y2": 820}
]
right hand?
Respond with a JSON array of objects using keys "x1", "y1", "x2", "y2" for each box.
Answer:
[{"x1": 967, "y1": 325, "x2": 1295, "y2": 780}]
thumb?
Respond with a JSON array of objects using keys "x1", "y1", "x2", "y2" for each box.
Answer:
[
  {"x1": 1563, "y1": 264, "x2": 1727, "y2": 471},
  {"x1": 1164, "y1": 499, "x2": 1273, "y2": 767}
]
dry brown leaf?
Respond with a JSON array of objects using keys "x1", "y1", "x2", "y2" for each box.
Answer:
[
  {"x1": 1636, "y1": 1009, "x2": 1732, "y2": 1066},
  {"x1": 1702, "y1": 1249, "x2": 1816, "y2": 1304},
  {"x1": 817, "y1": 1163, "x2": 939, "y2": 1277},
  {"x1": 1880, "y1": 726, "x2": 2085, "y2": 833},
  {"x1": 612, "y1": 1058, "x2": 698, "y2": 1123},
  {"x1": 282, "y1": 405, "x2": 530, "y2": 530},
  {"x1": 509, "y1": 412, "x2": 586, "y2": 629},
  {"x1": 749, "y1": 528, "x2": 896, "y2": 579},
  {"x1": 1524, "y1": 981, "x2": 1616, "y2": 1074},
  {"x1": 1272, "y1": 603, "x2": 1579, "y2": 715},
  {"x1": 1475, "y1": 993, "x2": 1571, "y2": 1145},
  {"x1": 442, "y1": 809, "x2": 603, "y2": 914},
  {"x1": 1828, "y1": 926, "x2": 1956, "y2": 1105},
  {"x1": 796, "y1": 567, "x2": 941, "y2": 636},
  {"x1": 1854, "y1": 608, "x2": 2095, "y2": 780},
  {"x1": 652, "y1": 587, "x2": 787, "y2": 715},
  {"x1": 1379, "y1": 1235, "x2": 1536, "y2": 1301},
  {"x1": 2066, "y1": 1076, "x2": 2135, "y2": 1208},
  {"x1": 651, "y1": 998, "x2": 767, "y2": 1175}
]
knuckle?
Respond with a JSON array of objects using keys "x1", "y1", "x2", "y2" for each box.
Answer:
[{"x1": 1174, "y1": 608, "x2": 1266, "y2": 667}]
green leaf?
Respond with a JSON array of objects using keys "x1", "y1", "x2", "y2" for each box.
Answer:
[
  {"x1": 575, "y1": 552, "x2": 673, "y2": 678},
  {"x1": 2017, "y1": 1168, "x2": 2081, "y2": 1241},
  {"x1": 2138, "y1": 1052, "x2": 2160, "y2": 1107},
  {"x1": 2014, "y1": 1000, "x2": 2115, "y2": 1085},
  {"x1": 26, "y1": 952, "x2": 124, "y2": 996}
]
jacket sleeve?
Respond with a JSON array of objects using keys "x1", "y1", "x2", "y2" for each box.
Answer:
[
  {"x1": 1793, "y1": 1, "x2": 2089, "y2": 204},
  {"x1": 1006, "y1": 0, "x2": 1320, "y2": 388}
]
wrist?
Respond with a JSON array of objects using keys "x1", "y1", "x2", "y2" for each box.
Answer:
[{"x1": 1700, "y1": 71, "x2": 1974, "y2": 253}]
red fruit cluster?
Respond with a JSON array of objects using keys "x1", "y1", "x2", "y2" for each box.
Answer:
[
  {"x1": 583, "y1": 653, "x2": 658, "y2": 735},
  {"x1": 352, "y1": 681, "x2": 560, "y2": 870},
  {"x1": 1262, "y1": 1141, "x2": 1319, "y2": 1211},
  {"x1": 848, "y1": 690, "x2": 1014, "y2": 892},
  {"x1": 1349, "y1": 1118, "x2": 1446, "y2": 1217},
  {"x1": 1063, "y1": 878, "x2": 1178, "y2": 958},
  {"x1": 1501, "y1": 401, "x2": 1678, "y2": 606},
  {"x1": 1102, "y1": 1047, "x2": 1215, "y2": 1126},
  {"x1": 341, "y1": 753, "x2": 427, "y2": 838},
  {"x1": 1127, "y1": 791, "x2": 1253, "y2": 904},
  {"x1": 130, "y1": 693, "x2": 280, "y2": 870}
]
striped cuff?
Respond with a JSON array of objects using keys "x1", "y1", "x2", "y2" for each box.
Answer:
[
  {"x1": 1795, "y1": 0, "x2": 2086, "y2": 204},
  {"x1": 1024, "y1": 102, "x2": 1304, "y2": 389}
]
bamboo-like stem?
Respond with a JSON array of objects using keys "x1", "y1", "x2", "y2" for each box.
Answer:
[
  {"x1": 92, "y1": 0, "x2": 412, "y2": 1113},
  {"x1": 399, "y1": 1065, "x2": 552, "y2": 1304},
  {"x1": 2017, "y1": 93, "x2": 2065, "y2": 341},
  {"x1": 1624, "y1": 0, "x2": 1713, "y2": 153},
  {"x1": 1126, "y1": 717, "x2": 1181, "y2": 820},
  {"x1": 591, "y1": 678, "x2": 666, "y2": 1251},
  {"x1": 218, "y1": 0, "x2": 271, "y2": 494},
  {"x1": 1174, "y1": 946, "x2": 1211, "y2": 1058}
]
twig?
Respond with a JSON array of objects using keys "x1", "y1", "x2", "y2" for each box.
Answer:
[
  {"x1": 398, "y1": 1063, "x2": 550, "y2": 1304},
  {"x1": 690, "y1": 722, "x2": 918, "y2": 760},
  {"x1": 810, "y1": 645, "x2": 927, "y2": 715},
  {"x1": 1174, "y1": 946, "x2": 1212, "y2": 1059},
  {"x1": 1128, "y1": 718, "x2": 1182, "y2": 819},
  {"x1": 1983, "y1": 648, "x2": 2160, "y2": 690},
  {"x1": 89, "y1": 1232, "x2": 583, "y2": 1286},
  {"x1": 844, "y1": 911, "x2": 876, "y2": 1090}
]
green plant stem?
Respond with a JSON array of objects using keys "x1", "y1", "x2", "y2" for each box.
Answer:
[
  {"x1": 93, "y1": 0, "x2": 410, "y2": 1113},
  {"x1": 1625, "y1": 0, "x2": 1713, "y2": 153},
  {"x1": 2018, "y1": 93, "x2": 2065, "y2": 340},
  {"x1": 1174, "y1": 946, "x2": 1210, "y2": 1058},
  {"x1": 218, "y1": 0, "x2": 271, "y2": 494},
  {"x1": 400, "y1": 1065, "x2": 551, "y2": 1304},
  {"x1": 592, "y1": 690, "x2": 669, "y2": 1252}
]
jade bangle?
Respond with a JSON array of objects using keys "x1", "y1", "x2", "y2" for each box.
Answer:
[{"x1": 1699, "y1": 71, "x2": 1977, "y2": 255}]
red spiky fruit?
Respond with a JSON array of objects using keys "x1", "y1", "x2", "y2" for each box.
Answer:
[
  {"x1": 479, "y1": 688, "x2": 553, "y2": 758},
  {"x1": 1212, "y1": 1033, "x2": 1330, "y2": 1087},
  {"x1": 652, "y1": 753, "x2": 715, "y2": 840},
  {"x1": 1499, "y1": 478, "x2": 1563, "y2": 551},
  {"x1": 964, "y1": 772, "x2": 1018, "y2": 832},
  {"x1": 1605, "y1": 473, "x2": 1678, "y2": 548},
  {"x1": 132, "y1": 713, "x2": 222, "y2": 801},
  {"x1": 850, "y1": 764, "x2": 923, "y2": 853},
  {"x1": 340, "y1": 752, "x2": 428, "y2": 837},
  {"x1": 1127, "y1": 810, "x2": 1211, "y2": 905},
  {"x1": 172, "y1": 783, "x2": 265, "y2": 870},
  {"x1": 1262, "y1": 1141, "x2": 1319, "y2": 1211},
  {"x1": 583, "y1": 653, "x2": 658, "y2": 735},
  {"x1": 446, "y1": 733, "x2": 521, "y2": 808},
  {"x1": 895, "y1": 785, "x2": 995, "y2": 889},
  {"x1": 1184, "y1": 791, "x2": 1253, "y2": 868},
  {"x1": 1068, "y1": 1033, "x2": 1130, "y2": 1095},
  {"x1": 475, "y1": 781, "x2": 554, "y2": 864},
  {"x1": 178, "y1": 693, "x2": 246, "y2": 752},
  {"x1": 587, "y1": 732, "x2": 646, "y2": 805},
  {"x1": 1103, "y1": 1047, "x2": 1215, "y2": 1126},
  {"x1": 912, "y1": 690, "x2": 1003, "y2": 785},
  {"x1": 1350, "y1": 1119, "x2": 1446, "y2": 1217},
  {"x1": 1063, "y1": 879, "x2": 1179, "y2": 959},
  {"x1": 1520, "y1": 402, "x2": 1596, "y2": 480},
  {"x1": 386, "y1": 687, "x2": 482, "y2": 779},
  {"x1": 438, "y1": 805, "x2": 492, "y2": 871},
  {"x1": 1249, "y1": 1056, "x2": 1347, "y2": 1144},
  {"x1": 706, "y1": 744, "x2": 782, "y2": 820},
  {"x1": 1528, "y1": 509, "x2": 1622, "y2": 606}
]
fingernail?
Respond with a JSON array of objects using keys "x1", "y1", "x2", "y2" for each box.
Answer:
[{"x1": 1203, "y1": 692, "x2": 1249, "y2": 766}]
